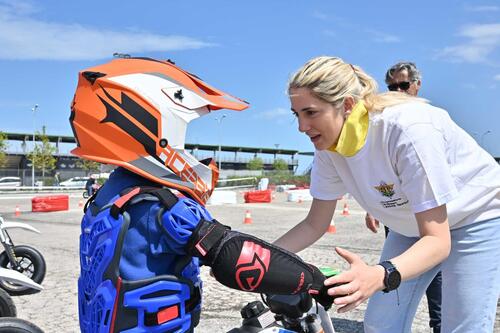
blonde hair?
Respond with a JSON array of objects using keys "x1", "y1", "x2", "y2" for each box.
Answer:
[{"x1": 288, "y1": 56, "x2": 427, "y2": 112}]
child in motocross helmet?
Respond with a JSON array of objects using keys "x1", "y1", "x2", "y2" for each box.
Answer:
[{"x1": 71, "y1": 57, "x2": 335, "y2": 333}]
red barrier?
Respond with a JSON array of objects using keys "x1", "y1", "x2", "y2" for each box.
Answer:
[
  {"x1": 244, "y1": 190, "x2": 272, "y2": 203},
  {"x1": 32, "y1": 195, "x2": 69, "y2": 212}
]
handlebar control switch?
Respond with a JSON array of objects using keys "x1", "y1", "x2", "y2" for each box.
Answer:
[
  {"x1": 236, "y1": 301, "x2": 275, "y2": 330},
  {"x1": 241, "y1": 301, "x2": 266, "y2": 319}
]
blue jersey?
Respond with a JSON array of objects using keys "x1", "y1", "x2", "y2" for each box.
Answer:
[{"x1": 95, "y1": 168, "x2": 182, "y2": 280}]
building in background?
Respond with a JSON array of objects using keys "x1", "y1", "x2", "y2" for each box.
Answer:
[{"x1": 0, "y1": 132, "x2": 306, "y2": 185}]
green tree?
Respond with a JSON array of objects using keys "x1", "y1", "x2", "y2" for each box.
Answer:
[
  {"x1": 27, "y1": 126, "x2": 57, "y2": 178},
  {"x1": 247, "y1": 157, "x2": 264, "y2": 170},
  {"x1": 272, "y1": 158, "x2": 289, "y2": 171},
  {"x1": 78, "y1": 159, "x2": 101, "y2": 174},
  {"x1": 0, "y1": 132, "x2": 7, "y2": 168}
]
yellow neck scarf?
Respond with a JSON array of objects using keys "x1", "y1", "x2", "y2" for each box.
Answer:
[{"x1": 328, "y1": 101, "x2": 368, "y2": 157}]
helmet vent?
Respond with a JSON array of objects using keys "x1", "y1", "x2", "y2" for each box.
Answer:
[
  {"x1": 159, "y1": 138, "x2": 168, "y2": 148},
  {"x1": 82, "y1": 71, "x2": 106, "y2": 84}
]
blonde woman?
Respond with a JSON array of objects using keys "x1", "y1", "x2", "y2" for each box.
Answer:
[{"x1": 274, "y1": 56, "x2": 500, "y2": 332}]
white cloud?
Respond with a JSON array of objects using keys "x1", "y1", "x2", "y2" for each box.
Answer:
[
  {"x1": 0, "y1": 1, "x2": 214, "y2": 61},
  {"x1": 366, "y1": 29, "x2": 401, "y2": 43},
  {"x1": 435, "y1": 23, "x2": 500, "y2": 63},
  {"x1": 460, "y1": 23, "x2": 500, "y2": 39},
  {"x1": 0, "y1": 0, "x2": 38, "y2": 15},
  {"x1": 465, "y1": 5, "x2": 499, "y2": 12},
  {"x1": 494, "y1": 74, "x2": 500, "y2": 80},
  {"x1": 255, "y1": 108, "x2": 294, "y2": 124}
]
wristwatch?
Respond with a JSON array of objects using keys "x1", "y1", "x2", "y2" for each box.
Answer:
[{"x1": 378, "y1": 260, "x2": 401, "y2": 293}]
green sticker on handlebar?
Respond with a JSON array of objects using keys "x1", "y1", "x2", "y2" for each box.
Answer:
[{"x1": 319, "y1": 267, "x2": 341, "y2": 277}]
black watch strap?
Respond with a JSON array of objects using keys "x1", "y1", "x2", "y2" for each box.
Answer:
[{"x1": 379, "y1": 260, "x2": 401, "y2": 293}]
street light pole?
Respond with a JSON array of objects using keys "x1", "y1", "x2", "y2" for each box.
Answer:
[
  {"x1": 480, "y1": 130, "x2": 491, "y2": 148},
  {"x1": 215, "y1": 114, "x2": 226, "y2": 171},
  {"x1": 31, "y1": 104, "x2": 39, "y2": 187}
]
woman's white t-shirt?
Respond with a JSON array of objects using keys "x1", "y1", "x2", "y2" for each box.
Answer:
[{"x1": 310, "y1": 102, "x2": 500, "y2": 237}]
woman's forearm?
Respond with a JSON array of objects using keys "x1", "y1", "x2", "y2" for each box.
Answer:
[
  {"x1": 274, "y1": 198, "x2": 337, "y2": 253},
  {"x1": 391, "y1": 234, "x2": 450, "y2": 281},
  {"x1": 274, "y1": 218, "x2": 326, "y2": 253}
]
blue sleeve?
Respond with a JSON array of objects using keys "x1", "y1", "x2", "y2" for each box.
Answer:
[{"x1": 156, "y1": 197, "x2": 213, "y2": 255}]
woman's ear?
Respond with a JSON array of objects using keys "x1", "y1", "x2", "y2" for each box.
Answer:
[{"x1": 343, "y1": 96, "x2": 355, "y2": 117}]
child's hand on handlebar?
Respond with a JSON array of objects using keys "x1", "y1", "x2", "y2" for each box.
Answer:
[
  {"x1": 308, "y1": 265, "x2": 345, "y2": 310},
  {"x1": 323, "y1": 247, "x2": 385, "y2": 313}
]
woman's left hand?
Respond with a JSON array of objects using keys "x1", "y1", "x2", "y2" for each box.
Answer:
[{"x1": 324, "y1": 247, "x2": 385, "y2": 313}]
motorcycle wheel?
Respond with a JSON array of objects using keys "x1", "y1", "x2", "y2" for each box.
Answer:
[
  {"x1": 0, "y1": 246, "x2": 46, "y2": 296},
  {"x1": 0, "y1": 288, "x2": 16, "y2": 317},
  {"x1": 0, "y1": 318, "x2": 44, "y2": 332},
  {"x1": 82, "y1": 191, "x2": 89, "y2": 199}
]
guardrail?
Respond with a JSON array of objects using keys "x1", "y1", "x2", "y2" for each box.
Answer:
[
  {"x1": 215, "y1": 177, "x2": 257, "y2": 190},
  {"x1": 0, "y1": 186, "x2": 84, "y2": 194}
]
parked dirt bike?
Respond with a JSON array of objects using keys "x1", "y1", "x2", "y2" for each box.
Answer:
[
  {"x1": 0, "y1": 266, "x2": 44, "y2": 332},
  {"x1": 0, "y1": 216, "x2": 46, "y2": 296},
  {"x1": 228, "y1": 268, "x2": 340, "y2": 333},
  {"x1": 0, "y1": 267, "x2": 43, "y2": 317}
]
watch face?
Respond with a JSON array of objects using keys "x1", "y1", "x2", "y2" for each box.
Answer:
[{"x1": 387, "y1": 270, "x2": 401, "y2": 289}]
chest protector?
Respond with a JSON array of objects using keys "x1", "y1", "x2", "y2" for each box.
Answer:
[{"x1": 78, "y1": 187, "x2": 207, "y2": 333}]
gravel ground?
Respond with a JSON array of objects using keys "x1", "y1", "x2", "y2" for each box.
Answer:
[{"x1": 0, "y1": 190, "x2": 498, "y2": 332}]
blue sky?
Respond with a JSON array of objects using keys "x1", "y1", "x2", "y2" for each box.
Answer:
[{"x1": 1, "y1": 0, "x2": 499, "y2": 172}]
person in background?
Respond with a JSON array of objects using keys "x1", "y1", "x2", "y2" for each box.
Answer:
[
  {"x1": 84, "y1": 174, "x2": 95, "y2": 197},
  {"x1": 275, "y1": 55, "x2": 500, "y2": 332},
  {"x1": 364, "y1": 61, "x2": 442, "y2": 333}
]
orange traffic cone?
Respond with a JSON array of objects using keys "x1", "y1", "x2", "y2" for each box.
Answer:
[
  {"x1": 244, "y1": 210, "x2": 253, "y2": 224},
  {"x1": 342, "y1": 203, "x2": 350, "y2": 216},
  {"x1": 327, "y1": 220, "x2": 336, "y2": 234},
  {"x1": 14, "y1": 205, "x2": 20, "y2": 217},
  {"x1": 78, "y1": 199, "x2": 84, "y2": 208}
]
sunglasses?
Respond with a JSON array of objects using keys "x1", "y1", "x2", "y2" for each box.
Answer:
[{"x1": 387, "y1": 81, "x2": 412, "y2": 91}]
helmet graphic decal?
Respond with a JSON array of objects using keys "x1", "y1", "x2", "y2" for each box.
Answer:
[
  {"x1": 98, "y1": 88, "x2": 158, "y2": 158},
  {"x1": 173, "y1": 89, "x2": 184, "y2": 102},
  {"x1": 100, "y1": 86, "x2": 158, "y2": 137}
]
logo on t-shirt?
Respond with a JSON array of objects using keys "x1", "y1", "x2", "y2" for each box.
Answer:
[{"x1": 374, "y1": 181, "x2": 395, "y2": 198}]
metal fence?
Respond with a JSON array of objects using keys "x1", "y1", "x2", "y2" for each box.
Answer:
[{"x1": 0, "y1": 168, "x2": 89, "y2": 187}]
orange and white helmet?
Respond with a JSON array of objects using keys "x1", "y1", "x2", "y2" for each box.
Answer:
[{"x1": 70, "y1": 57, "x2": 249, "y2": 204}]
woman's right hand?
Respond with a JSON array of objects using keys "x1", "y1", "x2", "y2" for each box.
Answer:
[{"x1": 365, "y1": 213, "x2": 380, "y2": 233}]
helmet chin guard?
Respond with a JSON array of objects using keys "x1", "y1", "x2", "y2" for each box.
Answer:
[{"x1": 70, "y1": 57, "x2": 249, "y2": 204}]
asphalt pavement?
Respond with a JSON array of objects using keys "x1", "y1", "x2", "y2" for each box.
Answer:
[{"x1": 0, "y1": 191, "x2": 498, "y2": 332}]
